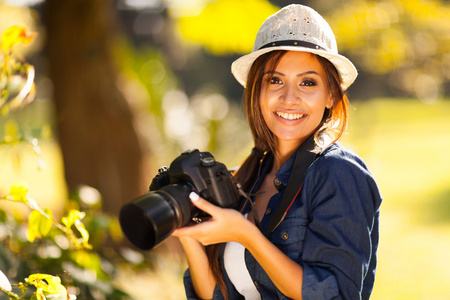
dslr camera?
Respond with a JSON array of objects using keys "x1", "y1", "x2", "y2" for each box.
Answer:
[{"x1": 119, "y1": 149, "x2": 240, "y2": 250}]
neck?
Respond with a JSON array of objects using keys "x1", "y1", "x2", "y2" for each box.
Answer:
[{"x1": 273, "y1": 140, "x2": 302, "y2": 171}]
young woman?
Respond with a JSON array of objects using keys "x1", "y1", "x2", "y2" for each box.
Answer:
[{"x1": 173, "y1": 4, "x2": 382, "y2": 300}]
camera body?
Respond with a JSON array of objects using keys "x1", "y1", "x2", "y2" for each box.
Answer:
[
  {"x1": 150, "y1": 149, "x2": 239, "y2": 213},
  {"x1": 119, "y1": 149, "x2": 240, "y2": 250}
]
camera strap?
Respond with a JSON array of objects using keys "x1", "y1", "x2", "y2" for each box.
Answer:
[{"x1": 266, "y1": 135, "x2": 317, "y2": 238}]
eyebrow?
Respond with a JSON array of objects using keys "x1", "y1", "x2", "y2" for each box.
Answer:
[{"x1": 263, "y1": 70, "x2": 320, "y2": 77}]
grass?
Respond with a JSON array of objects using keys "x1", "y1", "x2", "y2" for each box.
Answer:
[{"x1": 1, "y1": 98, "x2": 449, "y2": 299}]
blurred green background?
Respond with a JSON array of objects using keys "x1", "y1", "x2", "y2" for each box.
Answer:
[{"x1": 1, "y1": 0, "x2": 450, "y2": 299}]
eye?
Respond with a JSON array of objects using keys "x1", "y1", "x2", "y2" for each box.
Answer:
[
  {"x1": 300, "y1": 79, "x2": 317, "y2": 87},
  {"x1": 269, "y1": 76, "x2": 282, "y2": 85}
]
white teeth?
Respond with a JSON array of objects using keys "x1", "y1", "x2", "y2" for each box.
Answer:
[{"x1": 276, "y1": 112, "x2": 304, "y2": 120}]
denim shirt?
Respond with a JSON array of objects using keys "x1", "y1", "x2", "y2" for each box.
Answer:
[{"x1": 184, "y1": 142, "x2": 382, "y2": 299}]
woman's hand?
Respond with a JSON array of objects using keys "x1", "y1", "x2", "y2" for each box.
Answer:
[
  {"x1": 172, "y1": 192, "x2": 253, "y2": 299},
  {"x1": 172, "y1": 192, "x2": 253, "y2": 246},
  {"x1": 174, "y1": 192, "x2": 304, "y2": 299}
]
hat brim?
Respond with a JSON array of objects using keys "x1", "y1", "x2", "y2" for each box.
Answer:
[{"x1": 231, "y1": 46, "x2": 357, "y2": 91}]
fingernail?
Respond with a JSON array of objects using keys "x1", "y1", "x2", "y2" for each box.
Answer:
[{"x1": 189, "y1": 192, "x2": 200, "y2": 201}]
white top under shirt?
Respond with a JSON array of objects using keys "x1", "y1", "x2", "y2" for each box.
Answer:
[{"x1": 223, "y1": 218, "x2": 261, "y2": 299}]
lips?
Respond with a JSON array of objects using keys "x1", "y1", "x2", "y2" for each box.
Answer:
[{"x1": 276, "y1": 111, "x2": 305, "y2": 120}]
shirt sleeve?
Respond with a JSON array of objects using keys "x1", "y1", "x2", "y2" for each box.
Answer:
[
  {"x1": 183, "y1": 269, "x2": 200, "y2": 300},
  {"x1": 183, "y1": 268, "x2": 236, "y2": 300},
  {"x1": 300, "y1": 149, "x2": 382, "y2": 299}
]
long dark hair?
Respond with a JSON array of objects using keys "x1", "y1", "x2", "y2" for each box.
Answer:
[
  {"x1": 237, "y1": 50, "x2": 349, "y2": 191},
  {"x1": 207, "y1": 50, "x2": 350, "y2": 299}
]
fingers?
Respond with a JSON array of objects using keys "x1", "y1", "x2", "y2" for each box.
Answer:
[
  {"x1": 174, "y1": 192, "x2": 246, "y2": 245},
  {"x1": 171, "y1": 193, "x2": 217, "y2": 239},
  {"x1": 189, "y1": 192, "x2": 220, "y2": 216},
  {"x1": 189, "y1": 191, "x2": 200, "y2": 201}
]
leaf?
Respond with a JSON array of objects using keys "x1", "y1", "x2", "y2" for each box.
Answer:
[
  {"x1": 0, "y1": 269, "x2": 12, "y2": 292},
  {"x1": 61, "y1": 210, "x2": 86, "y2": 229},
  {"x1": 1, "y1": 25, "x2": 35, "y2": 52},
  {"x1": 74, "y1": 219, "x2": 90, "y2": 243},
  {"x1": 26, "y1": 274, "x2": 67, "y2": 296},
  {"x1": 27, "y1": 208, "x2": 53, "y2": 242},
  {"x1": 62, "y1": 210, "x2": 91, "y2": 249},
  {"x1": 9, "y1": 182, "x2": 29, "y2": 203}
]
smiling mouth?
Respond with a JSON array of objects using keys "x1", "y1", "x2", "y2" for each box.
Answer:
[{"x1": 276, "y1": 112, "x2": 305, "y2": 120}]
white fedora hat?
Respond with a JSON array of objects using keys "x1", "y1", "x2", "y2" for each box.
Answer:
[{"x1": 231, "y1": 4, "x2": 357, "y2": 91}]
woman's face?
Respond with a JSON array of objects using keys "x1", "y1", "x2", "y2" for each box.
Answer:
[{"x1": 260, "y1": 51, "x2": 332, "y2": 150}]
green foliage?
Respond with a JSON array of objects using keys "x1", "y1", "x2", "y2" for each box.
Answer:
[
  {"x1": 175, "y1": 0, "x2": 449, "y2": 102},
  {"x1": 25, "y1": 274, "x2": 69, "y2": 300},
  {"x1": 27, "y1": 209, "x2": 53, "y2": 243},
  {"x1": 327, "y1": 0, "x2": 450, "y2": 101},
  {"x1": 8, "y1": 182, "x2": 30, "y2": 203},
  {"x1": 61, "y1": 210, "x2": 91, "y2": 250},
  {"x1": 0, "y1": 271, "x2": 76, "y2": 300},
  {"x1": 0, "y1": 26, "x2": 36, "y2": 115},
  {"x1": 116, "y1": 41, "x2": 252, "y2": 167},
  {"x1": 176, "y1": 0, "x2": 279, "y2": 54},
  {"x1": 0, "y1": 25, "x2": 133, "y2": 300},
  {"x1": 0, "y1": 180, "x2": 136, "y2": 299},
  {"x1": 0, "y1": 183, "x2": 91, "y2": 299}
]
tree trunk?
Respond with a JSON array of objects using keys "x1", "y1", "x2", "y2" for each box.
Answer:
[{"x1": 44, "y1": 0, "x2": 147, "y2": 215}]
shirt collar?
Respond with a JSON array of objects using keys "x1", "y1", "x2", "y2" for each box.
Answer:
[
  {"x1": 274, "y1": 150, "x2": 297, "y2": 189},
  {"x1": 272, "y1": 135, "x2": 319, "y2": 190},
  {"x1": 253, "y1": 136, "x2": 318, "y2": 194}
]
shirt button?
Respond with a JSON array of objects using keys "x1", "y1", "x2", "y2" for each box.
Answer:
[
  {"x1": 273, "y1": 177, "x2": 281, "y2": 186},
  {"x1": 265, "y1": 208, "x2": 272, "y2": 215},
  {"x1": 253, "y1": 280, "x2": 259, "y2": 289},
  {"x1": 281, "y1": 231, "x2": 289, "y2": 240}
]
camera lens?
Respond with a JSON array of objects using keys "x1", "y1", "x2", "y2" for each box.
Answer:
[{"x1": 119, "y1": 184, "x2": 193, "y2": 250}]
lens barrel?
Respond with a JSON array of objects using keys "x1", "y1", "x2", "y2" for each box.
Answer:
[{"x1": 119, "y1": 184, "x2": 193, "y2": 250}]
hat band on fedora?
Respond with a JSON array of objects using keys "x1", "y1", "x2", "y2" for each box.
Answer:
[{"x1": 258, "y1": 40, "x2": 326, "y2": 51}]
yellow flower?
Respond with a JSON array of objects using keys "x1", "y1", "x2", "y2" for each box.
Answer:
[{"x1": 1, "y1": 25, "x2": 35, "y2": 52}]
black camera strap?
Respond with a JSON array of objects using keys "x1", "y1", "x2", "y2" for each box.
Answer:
[{"x1": 266, "y1": 135, "x2": 317, "y2": 238}]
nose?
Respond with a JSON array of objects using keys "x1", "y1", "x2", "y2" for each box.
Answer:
[{"x1": 281, "y1": 83, "x2": 300, "y2": 105}]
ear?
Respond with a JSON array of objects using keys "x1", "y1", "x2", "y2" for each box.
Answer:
[{"x1": 325, "y1": 93, "x2": 333, "y2": 109}]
